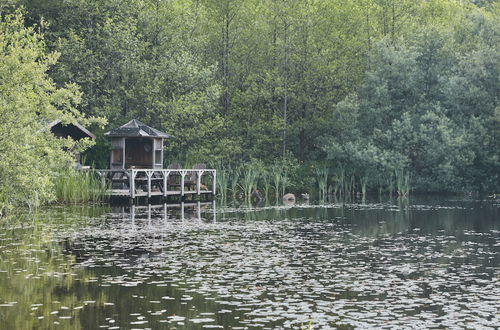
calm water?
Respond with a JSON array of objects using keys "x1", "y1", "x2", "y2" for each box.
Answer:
[{"x1": 0, "y1": 197, "x2": 498, "y2": 329}]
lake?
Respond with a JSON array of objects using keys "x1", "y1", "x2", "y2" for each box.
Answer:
[{"x1": 0, "y1": 197, "x2": 498, "y2": 329}]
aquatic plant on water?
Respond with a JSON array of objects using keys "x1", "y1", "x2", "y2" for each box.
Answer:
[{"x1": 301, "y1": 319, "x2": 314, "y2": 330}]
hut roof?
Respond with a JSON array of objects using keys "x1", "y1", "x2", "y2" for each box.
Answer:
[
  {"x1": 104, "y1": 119, "x2": 171, "y2": 138},
  {"x1": 49, "y1": 119, "x2": 96, "y2": 140}
]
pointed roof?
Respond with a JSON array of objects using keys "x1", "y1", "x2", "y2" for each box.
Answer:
[
  {"x1": 48, "y1": 119, "x2": 96, "y2": 140},
  {"x1": 104, "y1": 119, "x2": 171, "y2": 138}
]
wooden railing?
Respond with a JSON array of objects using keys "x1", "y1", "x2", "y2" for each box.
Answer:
[{"x1": 95, "y1": 169, "x2": 216, "y2": 199}]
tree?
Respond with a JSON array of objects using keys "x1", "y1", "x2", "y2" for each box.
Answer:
[
  {"x1": 322, "y1": 7, "x2": 499, "y2": 193},
  {"x1": 0, "y1": 11, "x2": 100, "y2": 213}
]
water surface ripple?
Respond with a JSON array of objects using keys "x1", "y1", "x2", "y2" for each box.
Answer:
[{"x1": 0, "y1": 198, "x2": 498, "y2": 329}]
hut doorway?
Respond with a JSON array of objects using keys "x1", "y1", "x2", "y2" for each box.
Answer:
[
  {"x1": 125, "y1": 138, "x2": 153, "y2": 168},
  {"x1": 106, "y1": 119, "x2": 170, "y2": 170}
]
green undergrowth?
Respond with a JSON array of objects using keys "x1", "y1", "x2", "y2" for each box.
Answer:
[{"x1": 53, "y1": 167, "x2": 109, "y2": 204}]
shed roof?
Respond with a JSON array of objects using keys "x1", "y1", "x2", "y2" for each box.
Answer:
[
  {"x1": 104, "y1": 119, "x2": 171, "y2": 138},
  {"x1": 49, "y1": 119, "x2": 96, "y2": 140}
]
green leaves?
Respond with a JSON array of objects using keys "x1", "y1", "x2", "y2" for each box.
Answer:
[
  {"x1": 321, "y1": 6, "x2": 499, "y2": 193},
  {"x1": 0, "y1": 10, "x2": 100, "y2": 213},
  {"x1": 1, "y1": 0, "x2": 498, "y2": 201}
]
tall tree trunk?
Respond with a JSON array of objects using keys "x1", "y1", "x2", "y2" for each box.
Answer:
[
  {"x1": 282, "y1": 17, "x2": 289, "y2": 159},
  {"x1": 222, "y1": 4, "x2": 231, "y2": 120},
  {"x1": 365, "y1": 2, "x2": 372, "y2": 69}
]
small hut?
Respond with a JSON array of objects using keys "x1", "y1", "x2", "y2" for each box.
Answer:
[
  {"x1": 48, "y1": 119, "x2": 96, "y2": 165},
  {"x1": 105, "y1": 119, "x2": 171, "y2": 170}
]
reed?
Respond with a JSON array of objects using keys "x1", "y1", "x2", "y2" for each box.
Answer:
[
  {"x1": 270, "y1": 164, "x2": 285, "y2": 202},
  {"x1": 387, "y1": 172, "x2": 395, "y2": 197},
  {"x1": 339, "y1": 167, "x2": 346, "y2": 200},
  {"x1": 395, "y1": 169, "x2": 410, "y2": 197},
  {"x1": 0, "y1": 189, "x2": 7, "y2": 217},
  {"x1": 315, "y1": 167, "x2": 328, "y2": 202},
  {"x1": 53, "y1": 167, "x2": 109, "y2": 203},
  {"x1": 215, "y1": 164, "x2": 229, "y2": 202},
  {"x1": 360, "y1": 175, "x2": 368, "y2": 197},
  {"x1": 229, "y1": 166, "x2": 241, "y2": 200},
  {"x1": 241, "y1": 165, "x2": 259, "y2": 198},
  {"x1": 261, "y1": 169, "x2": 272, "y2": 201}
]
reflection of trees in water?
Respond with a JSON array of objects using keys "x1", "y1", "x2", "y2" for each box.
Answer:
[{"x1": 0, "y1": 215, "x2": 110, "y2": 330}]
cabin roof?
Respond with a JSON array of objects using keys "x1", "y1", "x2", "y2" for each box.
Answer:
[
  {"x1": 104, "y1": 119, "x2": 171, "y2": 138},
  {"x1": 49, "y1": 119, "x2": 96, "y2": 140}
]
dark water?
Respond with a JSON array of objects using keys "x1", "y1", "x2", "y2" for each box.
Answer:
[{"x1": 0, "y1": 197, "x2": 498, "y2": 329}]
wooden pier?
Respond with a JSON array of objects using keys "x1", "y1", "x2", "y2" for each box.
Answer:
[
  {"x1": 96, "y1": 119, "x2": 216, "y2": 201},
  {"x1": 96, "y1": 168, "x2": 216, "y2": 200}
]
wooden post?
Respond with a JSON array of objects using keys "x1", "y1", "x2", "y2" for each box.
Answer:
[
  {"x1": 212, "y1": 200, "x2": 217, "y2": 223},
  {"x1": 148, "y1": 204, "x2": 152, "y2": 227},
  {"x1": 212, "y1": 170, "x2": 217, "y2": 195},
  {"x1": 122, "y1": 137, "x2": 126, "y2": 169},
  {"x1": 197, "y1": 201, "x2": 201, "y2": 220},
  {"x1": 181, "y1": 201, "x2": 185, "y2": 222},
  {"x1": 163, "y1": 203, "x2": 168, "y2": 224},
  {"x1": 163, "y1": 170, "x2": 171, "y2": 197},
  {"x1": 152, "y1": 139, "x2": 155, "y2": 169},
  {"x1": 130, "y1": 170, "x2": 135, "y2": 199},
  {"x1": 181, "y1": 171, "x2": 186, "y2": 196},
  {"x1": 131, "y1": 205, "x2": 136, "y2": 226},
  {"x1": 163, "y1": 170, "x2": 167, "y2": 197},
  {"x1": 197, "y1": 170, "x2": 204, "y2": 195},
  {"x1": 147, "y1": 170, "x2": 152, "y2": 198}
]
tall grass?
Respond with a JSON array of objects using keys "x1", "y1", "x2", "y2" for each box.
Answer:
[
  {"x1": 315, "y1": 167, "x2": 328, "y2": 202},
  {"x1": 261, "y1": 169, "x2": 272, "y2": 201},
  {"x1": 241, "y1": 166, "x2": 259, "y2": 199},
  {"x1": 395, "y1": 169, "x2": 410, "y2": 197},
  {"x1": 215, "y1": 164, "x2": 229, "y2": 202},
  {"x1": 229, "y1": 166, "x2": 241, "y2": 200},
  {"x1": 387, "y1": 172, "x2": 395, "y2": 197},
  {"x1": 212, "y1": 161, "x2": 412, "y2": 204},
  {"x1": 271, "y1": 164, "x2": 285, "y2": 202},
  {"x1": 0, "y1": 189, "x2": 8, "y2": 217},
  {"x1": 53, "y1": 167, "x2": 109, "y2": 203},
  {"x1": 338, "y1": 167, "x2": 346, "y2": 200}
]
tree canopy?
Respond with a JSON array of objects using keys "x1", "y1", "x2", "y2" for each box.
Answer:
[
  {"x1": 0, "y1": 0, "x2": 498, "y2": 207},
  {"x1": 0, "y1": 11, "x2": 103, "y2": 212}
]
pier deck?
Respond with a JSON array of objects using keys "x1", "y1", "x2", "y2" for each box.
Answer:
[{"x1": 96, "y1": 168, "x2": 216, "y2": 199}]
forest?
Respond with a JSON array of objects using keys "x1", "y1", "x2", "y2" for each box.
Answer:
[{"x1": 0, "y1": 0, "x2": 499, "y2": 209}]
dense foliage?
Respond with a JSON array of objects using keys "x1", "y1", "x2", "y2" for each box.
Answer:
[
  {"x1": 0, "y1": 0, "x2": 498, "y2": 206},
  {"x1": 0, "y1": 11, "x2": 105, "y2": 213}
]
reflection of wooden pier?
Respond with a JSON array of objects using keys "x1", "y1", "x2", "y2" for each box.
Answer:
[
  {"x1": 112, "y1": 201, "x2": 217, "y2": 223},
  {"x1": 96, "y1": 168, "x2": 216, "y2": 199}
]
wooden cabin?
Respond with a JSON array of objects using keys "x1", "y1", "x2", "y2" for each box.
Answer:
[
  {"x1": 48, "y1": 119, "x2": 96, "y2": 165},
  {"x1": 104, "y1": 119, "x2": 171, "y2": 170}
]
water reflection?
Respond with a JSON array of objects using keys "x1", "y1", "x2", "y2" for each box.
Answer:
[
  {"x1": 112, "y1": 201, "x2": 217, "y2": 224},
  {"x1": 0, "y1": 198, "x2": 498, "y2": 329}
]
